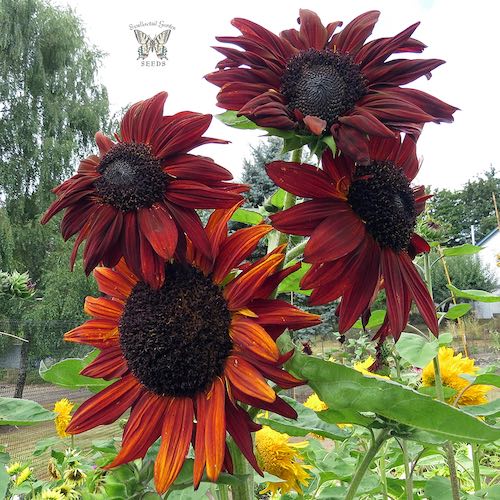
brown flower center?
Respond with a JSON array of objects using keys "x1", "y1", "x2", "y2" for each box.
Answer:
[
  {"x1": 280, "y1": 49, "x2": 367, "y2": 128},
  {"x1": 119, "y1": 263, "x2": 232, "y2": 397},
  {"x1": 95, "y1": 142, "x2": 169, "y2": 211},
  {"x1": 347, "y1": 163, "x2": 417, "y2": 252}
]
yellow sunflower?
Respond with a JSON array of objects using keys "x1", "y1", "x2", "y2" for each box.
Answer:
[
  {"x1": 303, "y1": 393, "x2": 351, "y2": 430},
  {"x1": 354, "y1": 356, "x2": 390, "y2": 380},
  {"x1": 53, "y1": 398, "x2": 74, "y2": 438},
  {"x1": 422, "y1": 347, "x2": 492, "y2": 406},
  {"x1": 255, "y1": 425, "x2": 312, "y2": 497},
  {"x1": 15, "y1": 466, "x2": 32, "y2": 486}
]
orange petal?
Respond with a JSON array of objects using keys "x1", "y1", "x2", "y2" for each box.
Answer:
[
  {"x1": 204, "y1": 378, "x2": 226, "y2": 481},
  {"x1": 193, "y1": 393, "x2": 207, "y2": 489},
  {"x1": 84, "y1": 296, "x2": 123, "y2": 320},
  {"x1": 67, "y1": 374, "x2": 142, "y2": 434},
  {"x1": 230, "y1": 317, "x2": 279, "y2": 362},
  {"x1": 108, "y1": 393, "x2": 170, "y2": 468},
  {"x1": 212, "y1": 225, "x2": 273, "y2": 284},
  {"x1": 94, "y1": 267, "x2": 135, "y2": 300},
  {"x1": 154, "y1": 398, "x2": 194, "y2": 494},
  {"x1": 225, "y1": 356, "x2": 275, "y2": 403},
  {"x1": 224, "y1": 254, "x2": 284, "y2": 310},
  {"x1": 64, "y1": 319, "x2": 119, "y2": 348}
]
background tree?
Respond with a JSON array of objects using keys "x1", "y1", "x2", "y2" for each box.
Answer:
[
  {"x1": 0, "y1": 0, "x2": 110, "y2": 394},
  {"x1": 428, "y1": 167, "x2": 499, "y2": 245}
]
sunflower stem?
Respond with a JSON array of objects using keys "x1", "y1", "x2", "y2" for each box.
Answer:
[
  {"x1": 399, "y1": 439, "x2": 414, "y2": 500},
  {"x1": 378, "y1": 442, "x2": 389, "y2": 500},
  {"x1": 423, "y1": 253, "x2": 461, "y2": 500},
  {"x1": 216, "y1": 484, "x2": 230, "y2": 500},
  {"x1": 284, "y1": 240, "x2": 307, "y2": 264},
  {"x1": 472, "y1": 444, "x2": 482, "y2": 492},
  {"x1": 345, "y1": 429, "x2": 390, "y2": 500},
  {"x1": 228, "y1": 438, "x2": 253, "y2": 500}
]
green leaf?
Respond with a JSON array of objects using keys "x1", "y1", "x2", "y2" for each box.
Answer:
[
  {"x1": 447, "y1": 285, "x2": 500, "y2": 303},
  {"x1": 0, "y1": 397, "x2": 54, "y2": 425},
  {"x1": 438, "y1": 332, "x2": 454, "y2": 345},
  {"x1": 282, "y1": 135, "x2": 313, "y2": 153},
  {"x1": 215, "y1": 111, "x2": 258, "y2": 130},
  {"x1": 0, "y1": 466, "x2": 9, "y2": 500},
  {"x1": 270, "y1": 188, "x2": 286, "y2": 209},
  {"x1": 287, "y1": 354, "x2": 500, "y2": 444},
  {"x1": 39, "y1": 351, "x2": 113, "y2": 392},
  {"x1": 33, "y1": 436, "x2": 60, "y2": 456},
  {"x1": 353, "y1": 310, "x2": 386, "y2": 330},
  {"x1": 321, "y1": 135, "x2": 337, "y2": 155},
  {"x1": 258, "y1": 396, "x2": 349, "y2": 440},
  {"x1": 418, "y1": 386, "x2": 457, "y2": 399},
  {"x1": 424, "y1": 476, "x2": 454, "y2": 499},
  {"x1": 442, "y1": 244, "x2": 483, "y2": 256},
  {"x1": 277, "y1": 261, "x2": 311, "y2": 296},
  {"x1": 461, "y1": 399, "x2": 500, "y2": 417},
  {"x1": 230, "y1": 208, "x2": 263, "y2": 225},
  {"x1": 395, "y1": 332, "x2": 439, "y2": 368},
  {"x1": 444, "y1": 303, "x2": 472, "y2": 319},
  {"x1": 460, "y1": 373, "x2": 500, "y2": 388}
]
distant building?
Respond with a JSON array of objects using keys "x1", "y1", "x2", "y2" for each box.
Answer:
[{"x1": 475, "y1": 228, "x2": 500, "y2": 319}]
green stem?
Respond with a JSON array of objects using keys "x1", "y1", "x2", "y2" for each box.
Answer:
[
  {"x1": 400, "y1": 439, "x2": 413, "y2": 500},
  {"x1": 422, "y1": 253, "x2": 461, "y2": 500},
  {"x1": 284, "y1": 240, "x2": 307, "y2": 264},
  {"x1": 216, "y1": 484, "x2": 230, "y2": 500},
  {"x1": 472, "y1": 444, "x2": 482, "y2": 492},
  {"x1": 228, "y1": 438, "x2": 253, "y2": 500},
  {"x1": 345, "y1": 429, "x2": 390, "y2": 500},
  {"x1": 379, "y1": 442, "x2": 389, "y2": 500}
]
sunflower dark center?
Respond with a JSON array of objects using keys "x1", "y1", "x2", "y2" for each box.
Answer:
[
  {"x1": 347, "y1": 162, "x2": 417, "y2": 252},
  {"x1": 119, "y1": 263, "x2": 232, "y2": 397},
  {"x1": 94, "y1": 142, "x2": 169, "y2": 211},
  {"x1": 280, "y1": 49, "x2": 367, "y2": 128}
]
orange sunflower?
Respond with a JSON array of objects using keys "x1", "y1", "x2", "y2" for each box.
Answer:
[
  {"x1": 41, "y1": 92, "x2": 245, "y2": 288},
  {"x1": 64, "y1": 206, "x2": 320, "y2": 494}
]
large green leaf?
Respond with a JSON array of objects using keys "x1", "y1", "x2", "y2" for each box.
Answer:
[
  {"x1": 447, "y1": 285, "x2": 500, "y2": 303},
  {"x1": 287, "y1": 354, "x2": 500, "y2": 444},
  {"x1": 277, "y1": 261, "x2": 311, "y2": 296},
  {"x1": 257, "y1": 396, "x2": 350, "y2": 440},
  {"x1": 461, "y1": 399, "x2": 500, "y2": 418},
  {"x1": 230, "y1": 208, "x2": 263, "y2": 226},
  {"x1": 444, "y1": 303, "x2": 472, "y2": 319},
  {"x1": 395, "y1": 332, "x2": 439, "y2": 368},
  {"x1": 468, "y1": 373, "x2": 500, "y2": 388},
  {"x1": 0, "y1": 397, "x2": 54, "y2": 425},
  {"x1": 39, "y1": 351, "x2": 112, "y2": 392},
  {"x1": 442, "y1": 244, "x2": 483, "y2": 256}
]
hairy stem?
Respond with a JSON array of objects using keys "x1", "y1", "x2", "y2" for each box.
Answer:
[
  {"x1": 228, "y1": 438, "x2": 253, "y2": 500},
  {"x1": 345, "y1": 429, "x2": 390, "y2": 500},
  {"x1": 472, "y1": 444, "x2": 482, "y2": 492},
  {"x1": 399, "y1": 439, "x2": 414, "y2": 500}
]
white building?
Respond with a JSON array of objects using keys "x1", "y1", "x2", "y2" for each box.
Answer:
[{"x1": 475, "y1": 228, "x2": 500, "y2": 319}]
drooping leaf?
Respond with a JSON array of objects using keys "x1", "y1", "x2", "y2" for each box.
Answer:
[
  {"x1": 442, "y1": 244, "x2": 483, "y2": 256},
  {"x1": 39, "y1": 350, "x2": 112, "y2": 392},
  {"x1": 215, "y1": 111, "x2": 258, "y2": 130},
  {"x1": 447, "y1": 285, "x2": 500, "y2": 303},
  {"x1": 395, "y1": 332, "x2": 439, "y2": 368},
  {"x1": 353, "y1": 310, "x2": 386, "y2": 330},
  {"x1": 0, "y1": 397, "x2": 54, "y2": 425},
  {"x1": 287, "y1": 353, "x2": 500, "y2": 443},
  {"x1": 258, "y1": 396, "x2": 350, "y2": 440},
  {"x1": 230, "y1": 208, "x2": 263, "y2": 225},
  {"x1": 444, "y1": 303, "x2": 472, "y2": 319}
]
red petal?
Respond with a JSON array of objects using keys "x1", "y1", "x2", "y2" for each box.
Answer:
[
  {"x1": 138, "y1": 204, "x2": 178, "y2": 260},
  {"x1": 204, "y1": 378, "x2": 226, "y2": 481},
  {"x1": 299, "y1": 9, "x2": 327, "y2": 50}
]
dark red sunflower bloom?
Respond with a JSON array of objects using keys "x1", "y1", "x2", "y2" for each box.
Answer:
[
  {"x1": 267, "y1": 135, "x2": 438, "y2": 340},
  {"x1": 41, "y1": 92, "x2": 246, "y2": 288},
  {"x1": 206, "y1": 9, "x2": 457, "y2": 162},
  {"x1": 63, "y1": 206, "x2": 320, "y2": 494}
]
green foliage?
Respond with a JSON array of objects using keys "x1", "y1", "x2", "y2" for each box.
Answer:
[
  {"x1": 428, "y1": 167, "x2": 500, "y2": 245},
  {"x1": 0, "y1": 397, "x2": 54, "y2": 425},
  {"x1": 429, "y1": 250, "x2": 498, "y2": 304},
  {"x1": 395, "y1": 333, "x2": 440, "y2": 368}
]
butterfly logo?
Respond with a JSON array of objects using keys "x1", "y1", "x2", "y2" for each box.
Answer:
[{"x1": 134, "y1": 29, "x2": 172, "y2": 60}]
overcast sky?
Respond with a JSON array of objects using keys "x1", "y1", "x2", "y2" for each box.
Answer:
[{"x1": 55, "y1": 0, "x2": 499, "y2": 190}]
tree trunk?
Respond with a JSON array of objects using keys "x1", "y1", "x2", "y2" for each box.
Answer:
[{"x1": 14, "y1": 334, "x2": 30, "y2": 398}]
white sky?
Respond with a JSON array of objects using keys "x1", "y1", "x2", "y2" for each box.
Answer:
[{"x1": 55, "y1": 0, "x2": 499, "y2": 190}]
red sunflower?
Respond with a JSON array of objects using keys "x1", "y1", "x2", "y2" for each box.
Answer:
[
  {"x1": 206, "y1": 9, "x2": 457, "y2": 162},
  {"x1": 41, "y1": 92, "x2": 245, "y2": 288},
  {"x1": 63, "y1": 206, "x2": 320, "y2": 494},
  {"x1": 266, "y1": 135, "x2": 438, "y2": 340}
]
